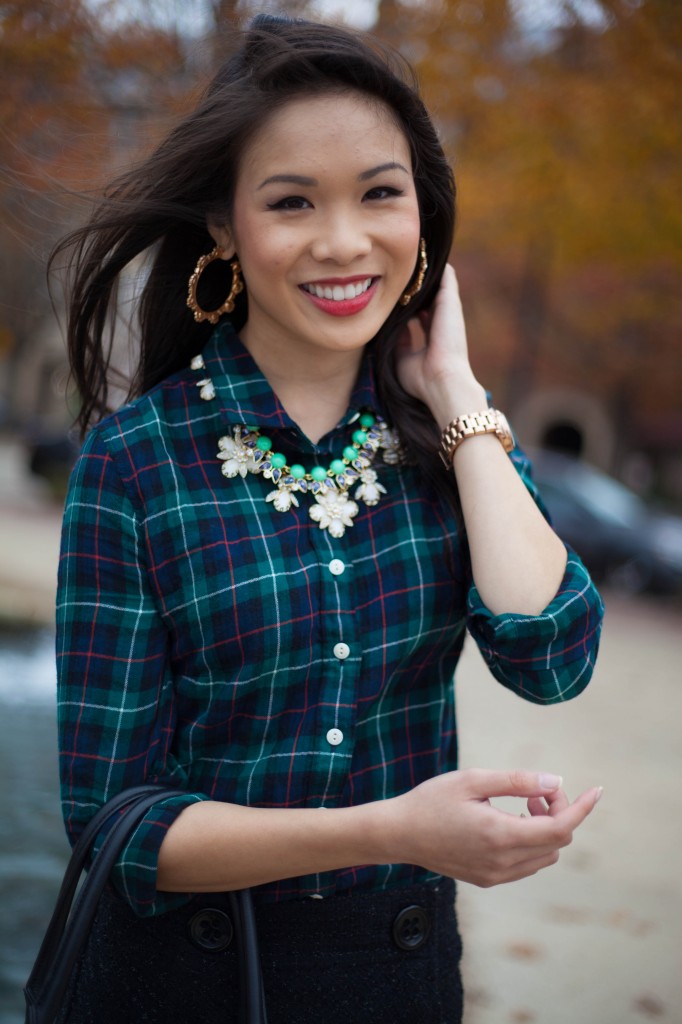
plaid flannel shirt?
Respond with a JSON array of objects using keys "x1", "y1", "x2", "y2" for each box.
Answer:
[{"x1": 57, "y1": 322, "x2": 603, "y2": 917}]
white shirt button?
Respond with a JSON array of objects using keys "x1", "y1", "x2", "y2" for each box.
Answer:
[
  {"x1": 333, "y1": 642, "x2": 350, "y2": 660},
  {"x1": 328, "y1": 559, "x2": 345, "y2": 576},
  {"x1": 326, "y1": 728, "x2": 344, "y2": 746}
]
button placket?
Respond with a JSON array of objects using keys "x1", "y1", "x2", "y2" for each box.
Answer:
[
  {"x1": 307, "y1": 529, "x2": 357, "y2": 758},
  {"x1": 296, "y1": 528, "x2": 357, "y2": 901}
]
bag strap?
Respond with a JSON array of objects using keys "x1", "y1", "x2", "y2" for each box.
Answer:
[
  {"x1": 236, "y1": 889, "x2": 269, "y2": 1024},
  {"x1": 25, "y1": 786, "x2": 268, "y2": 1024},
  {"x1": 25, "y1": 786, "x2": 190, "y2": 1024},
  {"x1": 28, "y1": 783, "x2": 167, "y2": 983}
]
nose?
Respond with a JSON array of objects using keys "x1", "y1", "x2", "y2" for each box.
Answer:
[{"x1": 310, "y1": 209, "x2": 372, "y2": 266}]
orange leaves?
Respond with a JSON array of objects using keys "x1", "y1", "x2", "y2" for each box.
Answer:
[{"x1": 374, "y1": 0, "x2": 682, "y2": 423}]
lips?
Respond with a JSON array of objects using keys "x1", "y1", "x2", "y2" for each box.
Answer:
[{"x1": 299, "y1": 276, "x2": 378, "y2": 317}]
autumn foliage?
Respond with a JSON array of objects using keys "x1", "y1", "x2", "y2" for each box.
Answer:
[
  {"x1": 1, "y1": 0, "x2": 680, "y2": 489},
  {"x1": 375, "y1": 0, "x2": 682, "y2": 432}
]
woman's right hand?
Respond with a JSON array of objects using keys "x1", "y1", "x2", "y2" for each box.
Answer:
[
  {"x1": 383, "y1": 769, "x2": 602, "y2": 888},
  {"x1": 157, "y1": 769, "x2": 601, "y2": 894}
]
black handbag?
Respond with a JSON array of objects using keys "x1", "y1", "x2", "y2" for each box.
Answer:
[{"x1": 24, "y1": 785, "x2": 268, "y2": 1024}]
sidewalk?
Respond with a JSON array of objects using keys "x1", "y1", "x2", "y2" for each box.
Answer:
[{"x1": 456, "y1": 592, "x2": 682, "y2": 1023}]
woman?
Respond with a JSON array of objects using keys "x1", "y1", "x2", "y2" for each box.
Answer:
[{"x1": 54, "y1": 14, "x2": 604, "y2": 1024}]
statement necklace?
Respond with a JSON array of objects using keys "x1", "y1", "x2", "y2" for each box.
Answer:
[{"x1": 191, "y1": 353, "x2": 402, "y2": 537}]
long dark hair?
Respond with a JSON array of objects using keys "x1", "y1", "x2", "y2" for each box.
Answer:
[{"x1": 52, "y1": 14, "x2": 457, "y2": 500}]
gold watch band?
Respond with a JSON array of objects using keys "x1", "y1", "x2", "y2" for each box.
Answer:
[{"x1": 438, "y1": 409, "x2": 514, "y2": 469}]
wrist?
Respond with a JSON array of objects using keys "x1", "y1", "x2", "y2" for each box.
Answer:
[
  {"x1": 438, "y1": 409, "x2": 515, "y2": 469},
  {"x1": 346, "y1": 796, "x2": 402, "y2": 866},
  {"x1": 423, "y1": 376, "x2": 488, "y2": 432}
]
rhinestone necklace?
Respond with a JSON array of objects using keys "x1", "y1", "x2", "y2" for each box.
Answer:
[{"x1": 191, "y1": 353, "x2": 403, "y2": 537}]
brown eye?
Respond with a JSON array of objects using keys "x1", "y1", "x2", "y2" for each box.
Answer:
[
  {"x1": 267, "y1": 196, "x2": 311, "y2": 210},
  {"x1": 363, "y1": 186, "x2": 403, "y2": 201}
]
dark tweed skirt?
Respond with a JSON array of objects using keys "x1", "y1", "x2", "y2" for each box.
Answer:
[{"x1": 58, "y1": 878, "x2": 463, "y2": 1024}]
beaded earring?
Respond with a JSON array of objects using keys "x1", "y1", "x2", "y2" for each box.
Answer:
[
  {"x1": 186, "y1": 245, "x2": 244, "y2": 324},
  {"x1": 399, "y1": 238, "x2": 428, "y2": 306}
]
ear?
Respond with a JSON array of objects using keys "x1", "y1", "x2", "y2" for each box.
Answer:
[{"x1": 206, "y1": 217, "x2": 235, "y2": 259}]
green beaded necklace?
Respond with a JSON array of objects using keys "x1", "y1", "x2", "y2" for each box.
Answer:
[
  {"x1": 191, "y1": 353, "x2": 402, "y2": 537},
  {"x1": 252, "y1": 411, "x2": 377, "y2": 481}
]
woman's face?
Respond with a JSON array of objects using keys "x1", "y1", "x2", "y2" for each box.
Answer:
[{"x1": 210, "y1": 91, "x2": 421, "y2": 367}]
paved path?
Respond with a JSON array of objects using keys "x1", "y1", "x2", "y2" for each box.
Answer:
[
  {"x1": 457, "y1": 591, "x2": 682, "y2": 1023},
  {"x1": 1, "y1": 436, "x2": 681, "y2": 1022}
]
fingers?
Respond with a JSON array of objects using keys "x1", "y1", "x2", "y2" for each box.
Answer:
[
  {"x1": 442, "y1": 263, "x2": 460, "y2": 294},
  {"x1": 527, "y1": 787, "x2": 569, "y2": 818},
  {"x1": 461, "y1": 768, "x2": 565, "y2": 801},
  {"x1": 527, "y1": 796, "x2": 550, "y2": 817},
  {"x1": 398, "y1": 772, "x2": 602, "y2": 889},
  {"x1": 516, "y1": 786, "x2": 602, "y2": 849},
  {"x1": 556, "y1": 785, "x2": 603, "y2": 831}
]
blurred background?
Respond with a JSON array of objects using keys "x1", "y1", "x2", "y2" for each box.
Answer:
[{"x1": 0, "y1": 1, "x2": 680, "y2": 1022}]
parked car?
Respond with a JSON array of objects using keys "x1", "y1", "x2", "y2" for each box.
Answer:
[
  {"x1": 26, "y1": 432, "x2": 80, "y2": 501},
  {"x1": 529, "y1": 449, "x2": 682, "y2": 595}
]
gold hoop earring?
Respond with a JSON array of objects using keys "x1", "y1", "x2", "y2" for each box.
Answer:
[
  {"x1": 187, "y1": 245, "x2": 244, "y2": 325},
  {"x1": 399, "y1": 238, "x2": 428, "y2": 306}
]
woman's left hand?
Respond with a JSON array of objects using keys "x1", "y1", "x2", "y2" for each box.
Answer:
[
  {"x1": 394, "y1": 263, "x2": 568, "y2": 616},
  {"x1": 394, "y1": 264, "x2": 486, "y2": 428}
]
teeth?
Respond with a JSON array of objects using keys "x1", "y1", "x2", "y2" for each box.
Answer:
[{"x1": 304, "y1": 278, "x2": 373, "y2": 301}]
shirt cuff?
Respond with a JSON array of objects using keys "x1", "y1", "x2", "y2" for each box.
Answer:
[
  {"x1": 94, "y1": 792, "x2": 211, "y2": 917},
  {"x1": 466, "y1": 547, "x2": 604, "y2": 705}
]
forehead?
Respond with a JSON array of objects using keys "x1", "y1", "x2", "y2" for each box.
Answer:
[{"x1": 238, "y1": 91, "x2": 412, "y2": 180}]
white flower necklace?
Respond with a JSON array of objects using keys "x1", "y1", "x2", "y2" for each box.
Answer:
[{"x1": 191, "y1": 353, "x2": 403, "y2": 537}]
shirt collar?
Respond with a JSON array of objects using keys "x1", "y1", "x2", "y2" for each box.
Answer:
[{"x1": 201, "y1": 321, "x2": 379, "y2": 444}]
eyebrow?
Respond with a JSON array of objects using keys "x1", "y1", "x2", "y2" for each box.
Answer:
[
  {"x1": 257, "y1": 162, "x2": 410, "y2": 190},
  {"x1": 358, "y1": 162, "x2": 410, "y2": 181},
  {"x1": 257, "y1": 174, "x2": 317, "y2": 190}
]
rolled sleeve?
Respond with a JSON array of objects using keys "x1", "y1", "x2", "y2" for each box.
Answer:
[
  {"x1": 465, "y1": 443, "x2": 604, "y2": 705},
  {"x1": 467, "y1": 551, "x2": 604, "y2": 704},
  {"x1": 56, "y1": 426, "x2": 209, "y2": 916}
]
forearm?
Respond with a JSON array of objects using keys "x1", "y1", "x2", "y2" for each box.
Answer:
[
  {"x1": 156, "y1": 798, "x2": 395, "y2": 892},
  {"x1": 397, "y1": 266, "x2": 566, "y2": 617},
  {"x1": 452, "y1": 433, "x2": 566, "y2": 615},
  {"x1": 429, "y1": 382, "x2": 566, "y2": 617},
  {"x1": 156, "y1": 770, "x2": 601, "y2": 894}
]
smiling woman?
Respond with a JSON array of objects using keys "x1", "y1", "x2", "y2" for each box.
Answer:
[
  {"x1": 206, "y1": 91, "x2": 421, "y2": 438},
  {"x1": 46, "y1": 13, "x2": 604, "y2": 1024}
]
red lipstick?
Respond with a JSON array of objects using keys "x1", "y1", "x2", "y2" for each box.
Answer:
[{"x1": 300, "y1": 278, "x2": 378, "y2": 318}]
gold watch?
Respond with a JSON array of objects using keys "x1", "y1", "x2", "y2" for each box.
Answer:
[{"x1": 438, "y1": 408, "x2": 514, "y2": 469}]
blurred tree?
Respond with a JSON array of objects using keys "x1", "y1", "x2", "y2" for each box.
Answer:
[
  {"x1": 375, "y1": 0, "x2": 682, "y2": 434},
  {"x1": 0, "y1": 0, "x2": 184, "y2": 426},
  {"x1": 2, "y1": 0, "x2": 679, "y2": 489},
  {"x1": 0, "y1": 0, "x2": 94, "y2": 370}
]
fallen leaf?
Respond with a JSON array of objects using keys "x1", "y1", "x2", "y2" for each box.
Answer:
[
  {"x1": 633, "y1": 995, "x2": 665, "y2": 1018},
  {"x1": 505, "y1": 941, "x2": 544, "y2": 961}
]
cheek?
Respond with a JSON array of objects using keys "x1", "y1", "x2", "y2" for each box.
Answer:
[
  {"x1": 392, "y1": 200, "x2": 421, "y2": 242},
  {"x1": 395, "y1": 215, "x2": 422, "y2": 256},
  {"x1": 242, "y1": 225, "x2": 299, "y2": 271}
]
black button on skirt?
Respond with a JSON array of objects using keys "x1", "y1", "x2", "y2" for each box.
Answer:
[{"x1": 58, "y1": 879, "x2": 463, "y2": 1024}]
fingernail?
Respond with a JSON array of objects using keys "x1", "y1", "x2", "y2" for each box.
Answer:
[
  {"x1": 594, "y1": 786, "x2": 604, "y2": 804},
  {"x1": 539, "y1": 773, "x2": 563, "y2": 790}
]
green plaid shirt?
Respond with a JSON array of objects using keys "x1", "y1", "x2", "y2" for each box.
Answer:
[{"x1": 57, "y1": 322, "x2": 603, "y2": 916}]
